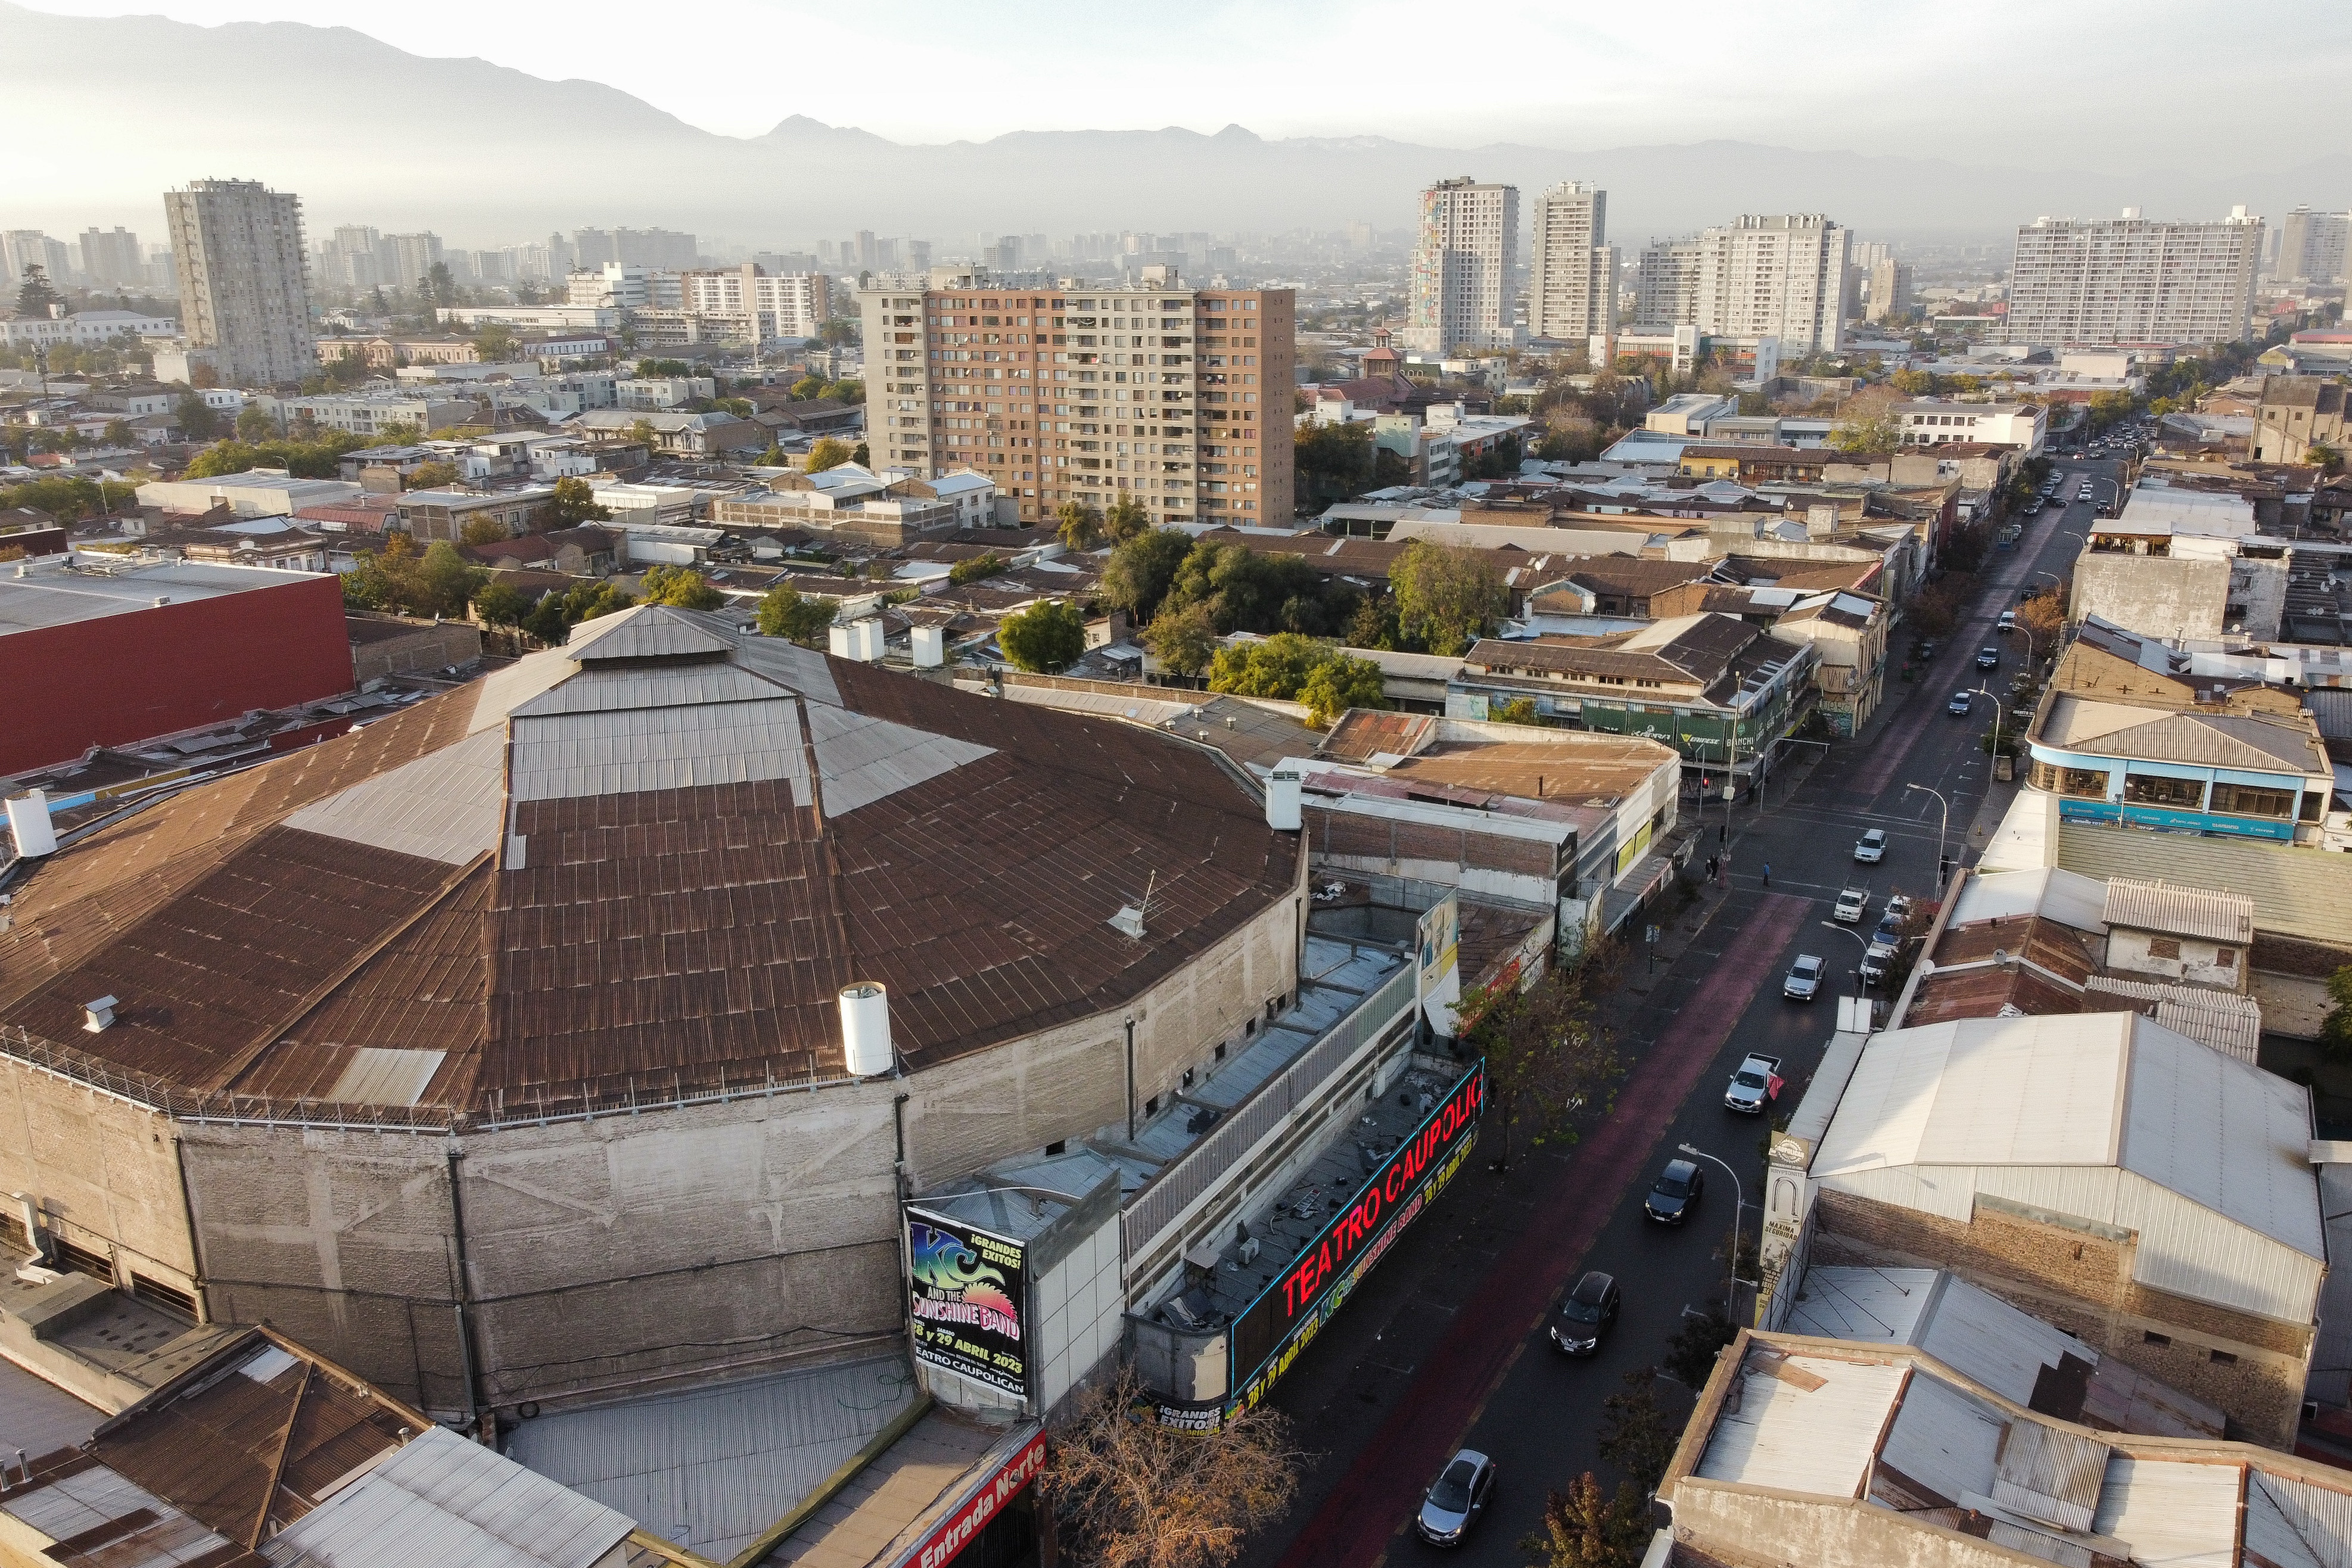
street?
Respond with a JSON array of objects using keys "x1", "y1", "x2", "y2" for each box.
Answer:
[{"x1": 1245, "y1": 455, "x2": 2123, "y2": 1568}]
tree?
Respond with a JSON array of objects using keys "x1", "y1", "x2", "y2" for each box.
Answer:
[
  {"x1": 2310, "y1": 440, "x2": 2344, "y2": 475},
  {"x1": 1663, "y1": 1309, "x2": 1739, "y2": 1389},
  {"x1": 1208, "y1": 632, "x2": 1331, "y2": 700},
  {"x1": 1103, "y1": 493, "x2": 1152, "y2": 543},
  {"x1": 1598, "y1": 1369, "x2": 1681, "y2": 1492},
  {"x1": 408, "y1": 461, "x2": 461, "y2": 490},
  {"x1": 235, "y1": 403, "x2": 274, "y2": 443},
  {"x1": 1043, "y1": 1364, "x2": 1301, "y2": 1568},
  {"x1": 1143, "y1": 601, "x2": 1219, "y2": 677},
  {"x1": 2321, "y1": 966, "x2": 2352, "y2": 1062},
  {"x1": 825, "y1": 379, "x2": 863, "y2": 405},
  {"x1": 1463, "y1": 947, "x2": 1622, "y2": 1169},
  {"x1": 472, "y1": 323, "x2": 521, "y2": 363},
  {"x1": 16, "y1": 263, "x2": 58, "y2": 319},
  {"x1": 522, "y1": 578, "x2": 635, "y2": 643},
  {"x1": 176, "y1": 393, "x2": 223, "y2": 443},
  {"x1": 1294, "y1": 420, "x2": 1376, "y2": 500},
  {"x1": 1522, "y1": 1474, "x2": 1651, "y2": 1568},
  {"x1": 790, "y1": 374, "x2": 826, "y2": 400},
  {"x1": 998, "y1": 599, "x2": 1087, "y2": 672},
  {"x1": 550, "y1": 475, "x2": 612, "y2": 525},
  {"x1": 458, "y1": 517, "x2": 509, "y2": 546},
  {"x1": 948, "y1": 552, "x2": 1006, "y2": 586},
  {"x1": 850, "y1": 440, "x2": 870, "y2": 463},
  {"x1": 1828, "y1": 411, "x2": 1902, "y2": 455},
  {"x1": 412, "y1": 541, "x2": 483, "y2": 618},
  {"x1": 1102, "y1": 528, "x2": 1196, "y2": 621},
  {"x1": 755, "y1": 583, "x2": 838, "y2": 644},
  {"x1": 1489, "y1": 696, "x2": 1541, "y2": 724},
  {"x1": 639, "y1": 564, "x2": 726, "y2": 609},
  {"x1": 376, "y1": 421, "x2": 422, "y2": 446},
  {"x1": 1057, "y1": 500, "x2": 1105, "y2": 549},
  {"x1": 101, "y1": 418, "x2": 134, "y2": 447},
  {"x1": 1389, "y1": 540, "x2": 1508, "y2": 657},
  {"x1": 806, "y1": 436, "x2": 853, "y2": 472},
  {"x1": 472, "y1": 579, "x2": 531, "y2": 627},
  {"x1": 1297, "y1": 651, "x2": 1387, "y2": 726}
]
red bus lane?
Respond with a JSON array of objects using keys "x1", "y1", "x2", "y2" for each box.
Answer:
[{"x1": 1273, "y1": 893, "x2": 1813, "y2": 1568}]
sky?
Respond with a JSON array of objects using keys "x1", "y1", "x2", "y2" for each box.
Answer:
[{"x1": 20, "y1": 0, "x2": 2352, "y2": 172}]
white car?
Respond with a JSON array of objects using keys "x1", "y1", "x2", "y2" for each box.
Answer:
[
  {"x1": 1834, "y1": 886, "x2": 1868, "y2": 923},
  {"x1": 1784, "y1": 954, "x2": 1825, "y2": 1001},
  {"x1": 1855, "y1": 829, "x2": 1887, "y2": 863}
]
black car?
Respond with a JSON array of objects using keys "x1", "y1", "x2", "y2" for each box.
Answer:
[
  {"x1": 1976, "y1": 646, "x2": 2000, "y2": 669},
  {"x1": 1644, "y1": 1158, "x2": 1704, "y2": 1224},
  {"x1": 1417, "y1": 1449, "x2": 1497, "y2": 1546},
  {"x1": 1552, "y1": 1270, "x2": 1620, "y2": 1355}
]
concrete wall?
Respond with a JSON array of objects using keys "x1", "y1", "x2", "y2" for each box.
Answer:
[
  {"x1": 0, "y1": 1060, "x2": 199, "y2": 1303},
  {"x1": 2069, "y1": 553, "x2": 2229, "y2": 641},
  {"x1": 171, "y1": 891, "x2": 1304, "y2": 1419},
  {"x1": 1812, "y1": 1188, "x2": 2309, "y2": 1446},
  {"x1": 2253, "y1": 969, "x2": 2331, "y2": 1039},
  {"x1": 1670, "y1": 1485, "x2": 2030, "y2": 1568},
  {"x1": 2107, "y1": 927, "x2": 2245, "y2": 990}
]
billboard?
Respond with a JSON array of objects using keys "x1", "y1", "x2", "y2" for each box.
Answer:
[
  {"x1": 1416, "y1": 892, "x2": 1461, "y2": 1036},
  {"x1": 906, "y1": 1208, "x2": 1029, "y2": 1399},
  {"x1": 1225, "y1": 1062, "x2": 1485, "y2": 1414}
]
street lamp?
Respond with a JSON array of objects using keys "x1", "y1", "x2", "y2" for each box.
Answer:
[
  {"x1": 1820, "y1": 920, "x2": 1871, "y2": 1001},
  {"x1": 1677, "y1": 1142, "x2": 1751, "y2": 1321},
  {"x1": 1906, "y1": 783, "x2": 1950, "y2": 898}
]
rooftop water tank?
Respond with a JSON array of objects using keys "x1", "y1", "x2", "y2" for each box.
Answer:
[{"x1": 839, "y1": 982, "x2": 893, "y2": 1077}]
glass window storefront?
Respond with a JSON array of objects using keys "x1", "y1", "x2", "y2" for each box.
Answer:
[
  {"x1": 2121, "y1": 773, "x2": 2204, "y2": 810},
  {"x1": 2208, "y1": 782, "x2": 2296, "y2": 819},
  {"x1": 2029, "y1": 761, "x2": 2111, "y2": 799}
]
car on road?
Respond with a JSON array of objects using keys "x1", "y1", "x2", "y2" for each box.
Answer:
[
  {"x1": 1977, "y1": 646, "x2": 2001, "y2": 669},
  {"x1": 1886, "y1": 892, "x2": 1915, "y2": 922},
  {"x1": 1834, "y1": 885, "x2": 1868, "y2": 922},
  {"x1": 1784, "y1": 953, "x2": 1825, "y2": 1000},
  {"x1": 1855, "y1": 828, "x2": 1887, "y2": 863},
  {"x1": 1949, "y1": 690, "x2": 1974, "y2": 716},
  {"x1": 1724, "y1": 1051, "x2": 1783, "y2": 1113},
  {"x1": 1998, "y1": 609, "x2": 2018, "y2": 633},
  {"x1": 1551, "y1": 1271, "x2": 1620, "y2": 1355},
  {"x1": 1417, "y1": 1449, "x2": 1497, "y2": 1545},
  {"x1": 1644, "y1": 1158, "x2": 1706, "y2": 1223}
]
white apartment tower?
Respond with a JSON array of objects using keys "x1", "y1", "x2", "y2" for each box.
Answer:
[
  {"x1": 1407, "y1": 176, "x2": 1519, "y2": 353},
  {"x1": 1694, "y1": 214, "x2": 1849, "y2": 354},
  {"x1": 1527, "y1": 182, "x2": 1616, "y2": 344},
  {"x1": 680, "y1": 265, "x2": 833, "y2": 340},
  {"x1": 162, "y1": 178, "x2": 314, "y2": 387},
  {"x1": 1633, "y1": 238, "x2": 1705, "y2": 332},
  {"x1": 2004, "y1": 208, "x2": 2264, "y2": 346},
  {"x1": 2276, "y1": 206, "x2": 2350, "y2": 287}
]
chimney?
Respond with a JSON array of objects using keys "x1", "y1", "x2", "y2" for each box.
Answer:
[{"x1": 83, "y1": 995, "x2": 119, "y2": 1033}]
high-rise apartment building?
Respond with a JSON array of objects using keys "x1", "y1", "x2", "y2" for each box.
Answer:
[
  {"x1": 1862, "y1": 255, "x2": 1914, "y2": 322},
  {"x1": 78, "y1": 227, "x2": 142, "y2": 288},
  {"x1": 2, "y1": 231, "x2": 74, "y2": 290},
  {"x1": 2275, "y1": 206, "x2": 2350, "y2": 287},
  {"x1": 384, "y1": 232, "x2": 443, "y2": 290},
  {"x1": 2004, "y1": 208, "x2": 2264, "y2": 346},
  {"x1": 1632, "y1": 238, "x2": 1704, "y2": 333},
  {"x1": 1527, "y1": 182, "x2": 1616, "y2": 344},
  {"x1": 1407, "y1": 176, "x2": 1518, "y2": 353},
  {"x1": 860, "y1": 268, "x2": 1293, "y2": 528},
  {"x1": 1629, "y1": 217, "x2": 1847, "y2": 352},
  {"x1": 680, "y1": 265, "x2": 833, "y2": 340},
  {"x1": 162, "y1": 178, "x2": 314, "y2": 387}
]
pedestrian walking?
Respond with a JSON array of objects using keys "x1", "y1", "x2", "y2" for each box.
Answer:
[{"x1": 1762, "y1": 862, "x2": 1771, "y2": 887}]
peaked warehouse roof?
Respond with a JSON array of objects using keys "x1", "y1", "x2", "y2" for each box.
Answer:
[{"x1": 0, "y1": 605, "x2": 1299, "y2": 1112}]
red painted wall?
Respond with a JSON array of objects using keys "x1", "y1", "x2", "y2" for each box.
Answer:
[{"x1": 3, "y1": 574, "x2": 354, "y2": 776}]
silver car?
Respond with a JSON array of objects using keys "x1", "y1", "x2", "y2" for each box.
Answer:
[{"x1": 1417, "y1": 1449, "x2": 1497, "y2": 1546}]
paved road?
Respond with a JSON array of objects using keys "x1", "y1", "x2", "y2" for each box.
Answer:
[{"x1": 1247, "y1": 458, "x2": 2121, "y2": 1568}]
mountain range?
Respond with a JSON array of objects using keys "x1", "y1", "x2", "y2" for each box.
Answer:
[{"x1": 7, "y1": 2, "x2": 2344, "y2": 254}]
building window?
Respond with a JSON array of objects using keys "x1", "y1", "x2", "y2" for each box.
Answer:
[
  {"x1": 2148, "y1": 937, "x2": 2182, "y2": 960},
  {"x1": 2143, "y1": 1331, "x2": 2171, "y2": 1347},
  {"x1": 2028, "y1": 761, "x2": 2110, "y2": 798},
  {"x1": 2208, "y1": 782, "x2": 2295, "y2": 819},
  {"x1": 2209, "y1": 1349, "x2": 2237, "y2": 1365},
  {"x1": 2121, "y1": 773, "x2": 2204, "y2": 810},
  {"x1": 2215, "y1": 947, "x2": 2236, "y2": 968},
  {"x1": 1144, "y1": 1095, "x2": 1159, "y2": 1118}
]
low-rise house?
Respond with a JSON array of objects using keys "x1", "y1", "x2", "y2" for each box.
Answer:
[
  {"x1": 572, "y1": 408, "x2": 764, "y2": 458},
  {"x1": 136, "y1": 469, "x2": 362, "y2": 518},
  {"x1": 393, "y1": 485, "x2": 556, "y2": 543},
  {"x1": 2252, "y1": 374, "x2": 2348, "y2": 464},
  {"x1": 458, "y1": 524, "x2": 620, "y2": 575},
  {"x1": 713, "y1": 464, "x2": 993, "y2": 545},
  {"x1": 1894, "y1": 397, "x2": 2048, "y2": 452}
]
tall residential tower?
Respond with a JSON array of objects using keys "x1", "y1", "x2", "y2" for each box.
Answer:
[
  {"x1": 163, "y1": 178, "x2": 313, "y2": 386},
  {"x1": 861, "y1": 267, "x2": 1293, "y2": 527},
  {"x1": 2004, "y1": 208, "x2": 2264, "y2": 346},
  {"x1": 1527, "y1": 182, "x2": 1616, "y2": 346},
  {"x1": 1407, "y1": 176, "x2": 1518, "y2": 353}
]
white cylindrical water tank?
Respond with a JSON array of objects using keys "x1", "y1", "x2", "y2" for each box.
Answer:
[
  {"x1": 1265, "y1": 770, "x2": 1302, "y2": 832},
  {"x1": 6, "y1": 791, "x2": 57, "y2": 858},
  {"x1": 853, "y1": 618, "x2": 885, "y2": 661},
  {"x1": 910, "y1": 626, "x2": 945, "y2": 668},
  {"x1": 828, "y1": 623, "x2": 856, "y2": 658},
  {"x1": 839, "y1": 982, "x2": 894, "y2": 1076}
]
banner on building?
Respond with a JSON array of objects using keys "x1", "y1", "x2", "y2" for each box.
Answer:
[
  {"x1": 904, "y1": 1428, "x2": 1047, "y2": 1568},
  {"x1": 906, "y1": 1208, "x2": 1029, "y2": 1399},
  {"x1": 1416, "y1": 892, "x2": 1461, "y2": 1036}
]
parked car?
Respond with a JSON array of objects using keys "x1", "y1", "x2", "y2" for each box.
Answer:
[
  {"x1": 1834, "y1": 885, "x2": 1869, "y2": 922},
  {"x1": 1784, "y1": 953, "x2": 1825, "y2": 1000},
  {"x1": 1855, "y1": 828, "x2": 1887, "y2": 863},
  {"x1": 1644, "y1": 1158, "x2": 1706, "y2": 1223},
  {"x1": 1977, "y1": 646, "x2": 2001, "y2": 669},
  {"x1": 1417, "y1": 1450, "x2": 1498, "y2": 1545},
  {"x1": 1725, "y1": 1051, "x2": 1784, "y2": 1114},
  {"x1": 1886, "y1": 893, "x2": 1915, "y2": 923},
  {"x1": 1552, "y1": 1271, "x2": 1620, "y2": 1355},
  {"x1": 1948, "y1": 690, "x2": 1974, "y2": 716}
]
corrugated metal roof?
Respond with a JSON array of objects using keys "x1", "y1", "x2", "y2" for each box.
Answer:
[
  {"x1": 806, "y1": 704, "x2": 995, "y2": 817},
  {"x1": 283, "y1": 723, "x2": 506, "y2": 866},
  {"x1": 1782, "y1": 1265, "x2": 1939, "y2": 1344},
  {"x1": 1694, "y1": 1351, "x2": 1905, "y2": 1498},
  {"x1": 1991, "y1": 1421, "x2": 2108, "y2": 1533},
  {"x1": 2120, "y1": 1017, "x2": 2323, "y2": 1259},
  {"x1": 1875, "y1": 1370, "x2": 2004, "y2": 1508},
  {"x1": 263, "y1": 1425, "x2": 633, "y2": 1568},
  {"x1": 2101, "y1": 878, "x2": 2255, "y2": 945},
  {"x1": 326, "y1": 1049, "x2": 447, "y2": 1106},
  {"x1": 508, "y1": 698, "x2": 811, "y2": 803},
  {"x1": 1915, "y1": 1276, "x2": 2089, "y2": 1409},
  {"x1": 2245, "y1": 1470, "x2": 2352, "y2": 1568},
  {"x1": 2080, "y1": 976, "x2": 2262, "y2": 1064},
  {"x1": 2089, "y1": 1455, "x2": 2239, "y2": 1568},
  {"x1": 0, "y1": 1460, "x2": 247, "y2": 1566},
  {"x1": 1949, "y1": 867, "x2": 2112, "y2": 934},
  {"x1": 505, "y1": 1355, "x2": 917, "y2": 1561},
  {"x1": 563, "y1": 605, "x2": 732, "y2": 662}
]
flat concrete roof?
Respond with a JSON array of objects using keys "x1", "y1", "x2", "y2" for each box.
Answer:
[{"x1": 0, "y1": 557, "x2": 321, "y2": 636}]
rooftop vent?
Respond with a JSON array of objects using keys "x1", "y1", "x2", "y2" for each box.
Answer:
[
  {"x1": 1109, "y1": 906, "x2": 1147, "y2": 940},
  {"x1": 152, "y1": 595, "x2": 171, "y2": 606},
  {"x1": 83, "y1": 996, "x2": 119, "y2": 1034},
  {"x1": 838, "y1": 982, "x2": 892, "y2": 1077}
]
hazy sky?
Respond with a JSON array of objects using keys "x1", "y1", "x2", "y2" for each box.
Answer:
[{"x1": 21, "y1": 0, "x2": 2352, "y2": 171}]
